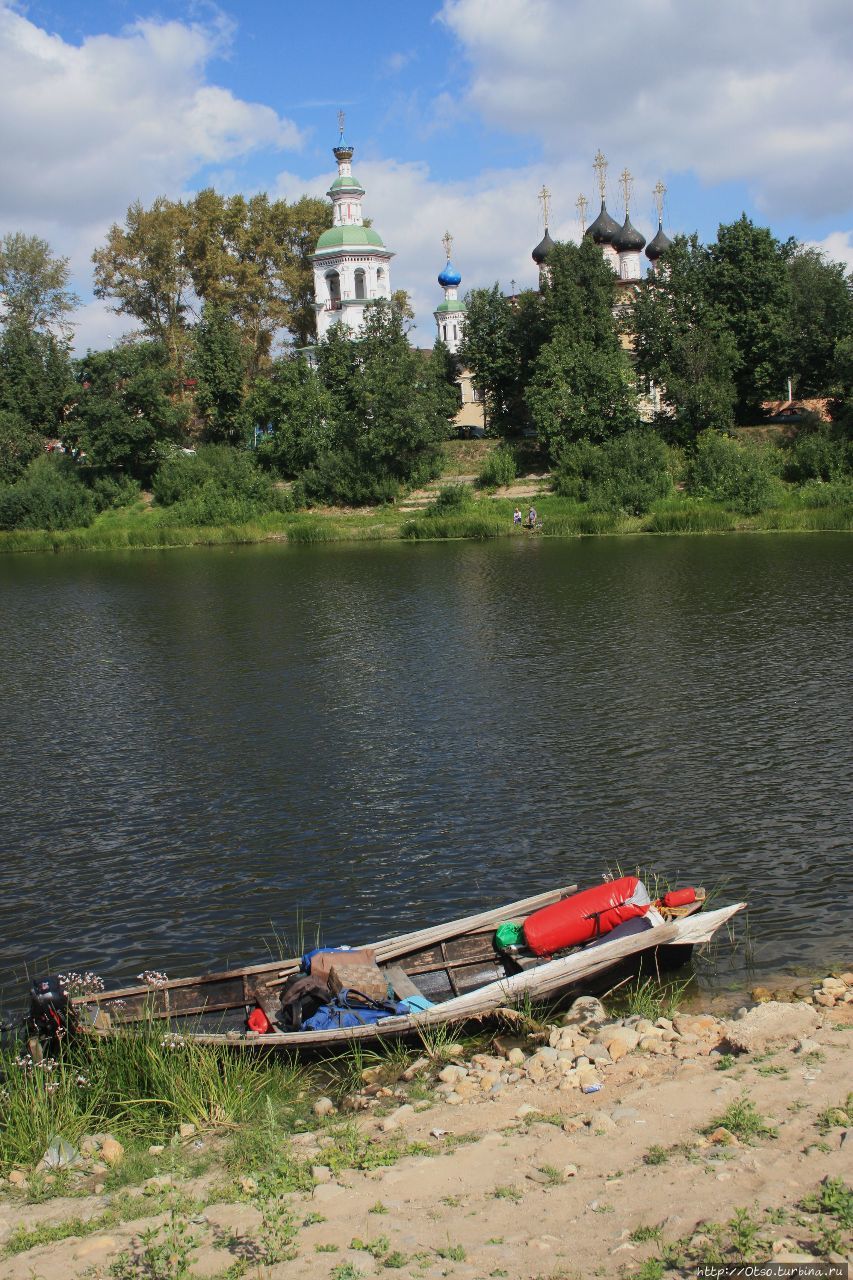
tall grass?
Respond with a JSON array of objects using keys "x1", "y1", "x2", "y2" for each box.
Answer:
[{"x1": 0, "y1": 1025, "x2": 301, "y2": 1171}]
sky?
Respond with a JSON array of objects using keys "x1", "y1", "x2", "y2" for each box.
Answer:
[{"x1": 2, "y1": 0, "x2": 853, "y2": 352}]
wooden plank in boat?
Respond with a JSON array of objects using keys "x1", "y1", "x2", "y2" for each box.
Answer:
[{"x1": 384, "y1": 966, "x2": 423, "y2": 1000}]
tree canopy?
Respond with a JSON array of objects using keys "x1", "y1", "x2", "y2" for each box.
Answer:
[{"x1": 0, "y1": 232, "x2": 79, "y2": 338}]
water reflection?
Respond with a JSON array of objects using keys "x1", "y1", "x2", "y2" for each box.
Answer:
[{"x1": 0, "y1": 534, "x2": 850, "y2": 998}]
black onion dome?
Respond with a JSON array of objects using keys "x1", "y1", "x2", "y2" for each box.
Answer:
[
  {"x1": 585, "y1": 199, "x2": 620, "y2": 245},
  {"x1": 532, "y1": 227, "x2": 556, "y2": 264},
  {"x1": 613, "y1": 214, "x2": 646, "y2": 253},
  {"x1": 645, "y1": 220, "x2": 672, "y2": 261}
]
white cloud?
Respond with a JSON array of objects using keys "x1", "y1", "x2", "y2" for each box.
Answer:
[
  {"x1": 808, "y1": 231, "x2": 853, "y2": 275},
  {"x1": 0, "y1": 4, "x2": 304, "y2": 349},
  {"x1": 439, "y1": 0, "x2": 853, "y2": 220}
]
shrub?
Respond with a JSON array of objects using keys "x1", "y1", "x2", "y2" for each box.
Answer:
[
  {"x1": 688, "y1": 430, "x2": 784, "y2": 515},
  {"x1": 0, "y1": 454, "x2": 96, "y2": 530},
  {"x1": 151, "y1": 445, "x2": 288, "y2": 525},
  {"x1": 299, "y1": 450, "x2": 400, "y2": 507},
  {"x1": 553, "y1": 429, "x2": 672, "y2": 515},
  {"x1": 784, "y1": 420, "x2": 853, "y2": 483},
  {"x1": 797, "y1": 478, "x2": 853, "y2": 508},
  {"x1": 0, "y1": 410, "x2": 44, "y2": 485},
  {"x1": 477, "y1": 447, "x2": 517, "y2": 489},
  {"x1": 88, "y1": 472, "x2": 141, "y2": 510},
  {"x1": 426, "y1": 483, "x2": 475, "y2": 516}
]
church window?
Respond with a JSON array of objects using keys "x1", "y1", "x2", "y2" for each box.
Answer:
[
  {"x1": 354, "y1": 269, "x2": 366, "y2": 300},
  {"x1": 325, "y1": 270, "x2": 341, "y2": 310},
  {"x1": 453, "y1": 324, "x2": 458, "y2": 342},
  {"x1": 442, "y1": 324, "x2": 447, "y2": 341}
]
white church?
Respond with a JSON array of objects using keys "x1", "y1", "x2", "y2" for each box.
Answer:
[
  {"x1": 310, "y1": 126, "x2": 394, "y2": 342},
  {"x1": 308, "y1": 127, "x2": 670, "y2": 427}
]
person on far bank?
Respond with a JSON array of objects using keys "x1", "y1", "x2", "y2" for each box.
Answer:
[
  {"x1": 513, "y1": 507, "x2": 522, "y2": 526},
  {"x1": 527, "y1": 505, "x2": 537, "y2": 529}
]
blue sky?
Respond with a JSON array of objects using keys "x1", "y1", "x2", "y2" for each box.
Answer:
[{"x1": 2, "y1": 0, "x2": 852, "y2": 350}]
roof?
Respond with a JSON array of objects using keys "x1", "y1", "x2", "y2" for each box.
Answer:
[
  {"x1": 532, "y1": 228, "x2": 556, "y2": 264},
  {"x1": 329, "y1": 175, "x2": 365, "y2": 192},
  {"x1": 314, "y1": 226, "x2": 386, "y2": 251},
  {"x1": 646, "y1": 221, "x2": 672, "y2": 261},
  {"x1": 613, "y1": 214, "x2": 645, "y2": 253},
  {"x1": 435, "y1": 299, "x2": 466, "y2": 314},
  {"x1": 585, "y1": 200, "x2": 620, "y2": 245},
  {"x1": 762, "y1": 397, "x2": 832, "y2": 422}
]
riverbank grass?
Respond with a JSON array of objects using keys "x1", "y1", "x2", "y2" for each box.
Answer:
[{"x1": 0, "y1": 483, "x2": 850, "y2": 555}]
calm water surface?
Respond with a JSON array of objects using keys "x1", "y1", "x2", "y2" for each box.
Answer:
[{"x1": 0, "y1": 534, "x2": 850, "y2": 1004}]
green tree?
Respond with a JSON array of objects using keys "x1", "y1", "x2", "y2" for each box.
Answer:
[
  {"x1": 70, "y1": 342, "x2": 188, "y2": 478},
  {"x1": 526, "y1": 238, "x2": 638, "y2": 459},
  {"x1": 527, "y1": 332, "x2": 638, "y2": 458},
  {"x1": 249, "y1": 356, "x2": 335, "y2": 476},
  {"x1": 305, "y1": 301, "x2": 456, "y2": 502},
  {"x1": 191, "y1": 304, "x2": 248, "y2": 444},
  {"x1": 786, "y1": 245, "x2": 853, "y2": 397},
  {"x1": 0, "y1": 409, "x2": 44, "y2": 485},
  {"x1": 0, "y1": 231, "x2": 79, "y2": 337},
  {"x1": 631, "y1": 234, "x2": 739, "y2": 443},
  {"x1": 459, "y1": 285, "x2": 549, "y2": 436},
  {"x1": 0, "y1": 319, "x2": 73, "y2": 433},
  {"x1": 707, "y1": 215, "x2": 791, "y2": 419},
  {"x1": 183, "y1": 189, "x2": 331, "y2": 364},
  {"x1": 93, "y1": 198, "x2": 194, "y2": 377}
]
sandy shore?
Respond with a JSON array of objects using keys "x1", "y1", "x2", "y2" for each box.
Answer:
[{"x1": 1, "y1": 977, "x2": 850, "y2": 1279}]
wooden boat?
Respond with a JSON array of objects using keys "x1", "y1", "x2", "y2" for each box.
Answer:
[{"x1": 58, "y1": 884, "x2": 745, "y2": 1049}]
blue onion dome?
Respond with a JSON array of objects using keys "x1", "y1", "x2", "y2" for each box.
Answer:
[
  {"x1": 585, "y1": 200, "x2": 620, "y2": 245},
  {"x1": 645, "y1": 220, "x2": 672, "y2": 261},
  {"x1": 532, "y1": 227, "x2": 555, "y2": 264},
  {"x1": 333, "y1": 141, "x2": 354, "y2": 163},
  {"x1": 438, "y1": 260, "x2": 462, "y2": 288}
]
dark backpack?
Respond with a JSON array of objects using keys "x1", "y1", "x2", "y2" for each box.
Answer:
[{"x1": 278, "y1": 973, "x2": 332, "y2": 1031}]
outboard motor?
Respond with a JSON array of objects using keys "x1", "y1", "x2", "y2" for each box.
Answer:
[{"x1": 27, "y1": 976, "x2": 76, "y2": 1054}]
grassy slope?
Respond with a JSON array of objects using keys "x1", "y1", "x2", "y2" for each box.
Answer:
[{"x1": 0, "y1": 464, "x2": 850, "y2": 556}]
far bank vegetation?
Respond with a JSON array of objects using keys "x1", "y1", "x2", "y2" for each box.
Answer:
[{"x1": 0, "y1": 204, "x2": 851, "y2": 551}]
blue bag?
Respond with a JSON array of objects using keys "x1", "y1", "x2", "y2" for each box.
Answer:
[{"x1": 302, "y1": 988, "x2": 401, "y2": 1031}]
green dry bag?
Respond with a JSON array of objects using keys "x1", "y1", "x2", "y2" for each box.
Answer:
[{"x1": 494, "y1": 921, "x2": 525, "y2": 951}]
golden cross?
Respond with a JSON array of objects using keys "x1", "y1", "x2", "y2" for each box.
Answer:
[
  {"x1": 620, "y1": 168, "x2": 634, "y2": 217},
  {"x1": 337, "y1": 109, "x2": 345, "y2": 139},
  {"x1": 653, "y1": 179, "x2": 667, "y2": 223},
  {"x1": 576, "y1": 192, "x2": 589, "y2": 234},
  {"x1": 593, "y1": 150, "x2": 608, "y2": 201},
  {"x1": 442, "y1": 230, "x2": 453, "y2": 261},
  {"x1": 538, "y1": 184, "x2": 551, "y2": 228}
]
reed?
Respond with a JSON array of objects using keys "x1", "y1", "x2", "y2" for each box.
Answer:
[{"x1": 0, "y1": 1023, "x2": 296, "y2": 1172}]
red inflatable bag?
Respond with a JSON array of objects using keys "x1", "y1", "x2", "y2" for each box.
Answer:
[
  {"x1": 523, "y1": 876, "x2": 651, "y2": 956},
  {"x1": 661, "y1": 887, "x2": 697, "y2": 908}
]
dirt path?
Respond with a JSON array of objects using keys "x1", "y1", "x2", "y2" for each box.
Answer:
[{"x1": 1, "y1": 992, "x2": 850, "y2": 1279}]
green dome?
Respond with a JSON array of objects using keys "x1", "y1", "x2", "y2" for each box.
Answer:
[
  {"x1": 330, "y1": 174, "x2": 365, "y2": 192},
  {"x1": 435, "y1": 298, "x2": 466, "y2": 313},
  {"x1": 315, "y1": 226, "x2": 385, "y2": 251}
]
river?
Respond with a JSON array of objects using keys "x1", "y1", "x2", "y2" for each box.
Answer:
[{"x1": 0, "y1": 533, "x2": 850, "y2": 1008}]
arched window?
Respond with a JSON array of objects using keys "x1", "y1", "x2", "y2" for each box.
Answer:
[
  {"x1": 326, "y1": 270, "x2": 341, "y2": 310},
  {"x1": 354, "y1": 268, "x2": 366, "y2": 300},
  {"x1": 442, "y1": 324, "x2": 447, "y2": 341},
  {"x1": 376, "y1": 267, "x2": 384, "y2": 295},
  {"x1": 452, "y1": 324, "x2": 458, "y2": 342}
]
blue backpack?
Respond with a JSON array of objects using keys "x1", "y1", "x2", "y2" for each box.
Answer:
[{"x1": 301, "y1": 989, "x2": 432, "y2": 1031}]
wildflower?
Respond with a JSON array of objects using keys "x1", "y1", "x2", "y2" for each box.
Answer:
[
  {"x1": 46, "y1": 1081, "x2": 60, "y2": 1094},
  {"x1": 161, "y1": 1033, "x2": 185, "y2": 1050},
  {"x1": 58, "y1": 971, "x2": 105, "y2": 998},
  {"x1": 137, "y1": 970, "x2": 169, "y2": 988},
  {"x1": 75, "y1": 1074, "x2": 89, "y2": 1087}
]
